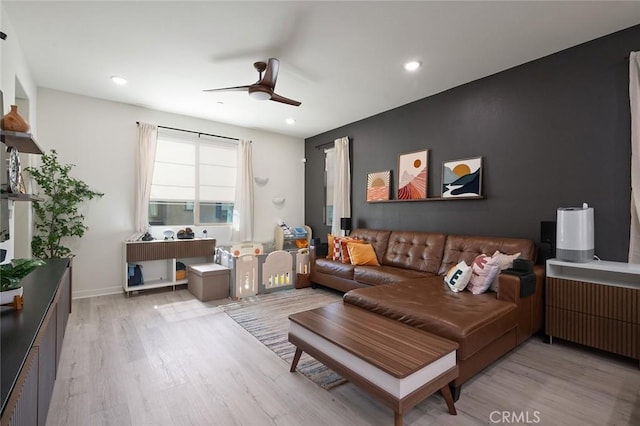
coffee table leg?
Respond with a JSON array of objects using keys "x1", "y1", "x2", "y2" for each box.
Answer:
[
  {"x1": 290, "y1": 347, "x2": 303, "y2": 372},
  {"x1": 440, "y1": 385, "x2": 457, "y2": 415},
  {"x1": 394, "y1": 411, "x2": 403, "y2": 426}
]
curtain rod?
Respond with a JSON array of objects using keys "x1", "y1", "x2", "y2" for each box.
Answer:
[
  {"x1": 315, "y1": 141, "x2": 334, "y2": 150},
  {"x1": 136, "y1": 122, "x2": 239, "y2": 141}
]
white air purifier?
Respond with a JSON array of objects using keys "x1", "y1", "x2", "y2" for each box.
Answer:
[{"x1": 556, "y1": 203, "x2": 594, "y2": 263}]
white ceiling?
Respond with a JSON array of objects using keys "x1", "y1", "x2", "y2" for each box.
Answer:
[{"x1": 4, "y1": 1, "x2": 640, "y2": 139}]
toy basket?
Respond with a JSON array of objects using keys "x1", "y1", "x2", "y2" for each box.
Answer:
[{"x1": 296, "y1": 273, "x2": 311, "y2": 289}]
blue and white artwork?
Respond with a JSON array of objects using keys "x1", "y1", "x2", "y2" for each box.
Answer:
[{"x1": 442, "y1": 157, "x2": 482, "y2": 198}]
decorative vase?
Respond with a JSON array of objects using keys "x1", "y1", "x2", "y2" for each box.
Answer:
[{"x1": 1, "y1": 105, "x2": 30, "y2": 132}]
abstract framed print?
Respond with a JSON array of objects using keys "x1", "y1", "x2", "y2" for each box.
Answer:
[
  {"x1": 442, "y1": 156, "x2": 482, "y2": 198},
  {"x1": 397, "y1": 150, "x2": 428, "y2": 200},
  {"x1": 366, "y1": 170, "x2": 391, "y2": 202}
]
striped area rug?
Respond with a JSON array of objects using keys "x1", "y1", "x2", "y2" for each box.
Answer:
[{"x1": 222, "y1": 287, "x2": 347, "y2": 389}]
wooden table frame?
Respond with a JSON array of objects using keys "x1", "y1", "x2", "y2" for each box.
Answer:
[{"x1": 289, "y1": 302, "x2": 458, "y2": 426}]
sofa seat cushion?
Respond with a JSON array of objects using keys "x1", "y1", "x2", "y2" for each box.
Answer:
[
  {"x1": 315, "y1": 258, "x2": 355, "y2": 279},
  {"x1": 353, "y1": 265, "x2": 430, "y2": 286},
  {"x1": 343, "y1": 278, "x2": 517, "y2": 360}
]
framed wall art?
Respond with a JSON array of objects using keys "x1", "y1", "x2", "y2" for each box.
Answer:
[
  {"x1": 366, "y1": 170, "x2": 391, "y2": 202},
  {"x1": 442, "y1": 156, "x2": 483, "y2": 198},
  {"x1": 397, "y1": 150, "x2": 428, "y2": 200}
]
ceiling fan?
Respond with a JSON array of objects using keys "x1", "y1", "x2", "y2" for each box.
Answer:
[{"x1": 204, "y1": 58, "x2": 301, "y2": 106}]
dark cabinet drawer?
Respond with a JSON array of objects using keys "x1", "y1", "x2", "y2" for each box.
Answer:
[{"x1": 546, "y1": 277, "x2": 639, "y2": 324}]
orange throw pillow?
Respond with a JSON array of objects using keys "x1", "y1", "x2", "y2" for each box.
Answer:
[
  {"x1": 327, "y1": 234, "x2": 335, "y2": 259},
  {"x1": 347, "y1": 243, "x2": 380, "y2": 266}
]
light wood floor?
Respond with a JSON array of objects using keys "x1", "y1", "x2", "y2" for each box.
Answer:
[{"x1": 46, "y1": 289, "x2": 640, "y2": 426}]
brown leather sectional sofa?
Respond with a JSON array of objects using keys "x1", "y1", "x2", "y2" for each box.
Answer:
[{"x1": 309, "y1": 228, "x2": 544, "y2": 399}]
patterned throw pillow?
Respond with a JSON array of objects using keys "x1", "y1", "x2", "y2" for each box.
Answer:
[
  {"x1": 332, "y1": 236, "x2": 343, "y2": 261},
  {"x1": 340, "y1": 238, "x2": 364, "y2": 264},
  {"x1": 489, "y1": 250, "x2": 521, "y2": 291},
  {"x1": 444, "y1": 261, "x2": 472, "y2": 292},
  {"x1": 467, "y1": 254, "x2": 501, "y2": 294}
]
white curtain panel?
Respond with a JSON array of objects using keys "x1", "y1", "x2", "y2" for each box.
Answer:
[
  {"x1": 629, "y1": 51, "x2": 640, "y2": 263},
  {"x1": 331, "y1": 136, "x2": 351, "y2": 236},
  {"x1": 232, "y1": 139, "x2": 254, "y2": 242},
  {"x1": 135, "y1": 123, "x2": 158, "y2": 233}
]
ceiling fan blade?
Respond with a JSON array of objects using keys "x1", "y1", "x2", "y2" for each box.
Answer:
[
  {"x1": 203, "y1": 85, "x2": 251, "y2": 92},
  {"x1": 270, "y1": 92, "x2": 301, "y2": 107},
  {"x1": 260, "y1": 58, "x2": 280, "y2": 89}
]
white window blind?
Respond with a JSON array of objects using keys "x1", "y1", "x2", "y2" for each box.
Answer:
[
  {"x1": 149, "y1": 129, "x2": 237, "y2": 225},
  {"x1": 151, "y1": 137, "x2": 196, "y2": 201},
  {"x1": 199, "y1": 144, "x2": 237, "y2": 202}
]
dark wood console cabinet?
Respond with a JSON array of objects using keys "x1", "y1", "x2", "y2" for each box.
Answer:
[
  {"x1": 1, "y1": 259, "x2": 72, "y2": 425},
  {"x1": 545, "y1": 259, "x2": 639, "y2": 362}
]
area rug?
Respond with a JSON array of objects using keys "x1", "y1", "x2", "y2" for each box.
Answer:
[{"x1": 222, "y1": 287, "x2": 346, "y2": 389}]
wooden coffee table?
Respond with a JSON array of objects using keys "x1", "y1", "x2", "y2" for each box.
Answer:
[{"x1": 288, "y1": 302, "x2": 458, "y2": 426}]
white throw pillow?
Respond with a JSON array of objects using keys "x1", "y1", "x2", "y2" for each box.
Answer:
[
  {"x1": 444, "y1": 261, "x2": 472, "y2": 292},
  {"x1": 490, "y1": 250, "x2": 521, "y2": 291},
  {"x1": 492, "y1": 250, "x2": 521, "y2": 270},
  {"x1": 468, "y1": 254, "x2": 501, "y2": 294}
]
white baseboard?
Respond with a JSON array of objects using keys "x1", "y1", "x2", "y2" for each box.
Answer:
[{"x1": 72, "y1": 285, "x2": 123, "y2": 299}]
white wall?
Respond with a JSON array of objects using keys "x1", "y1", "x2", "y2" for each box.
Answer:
[
  {"x1": 36, "y1": 88, "x2": 305, "y2": 298},
  {"x1": 0, "y1": 5, "x2": 38, "y2": 262}
]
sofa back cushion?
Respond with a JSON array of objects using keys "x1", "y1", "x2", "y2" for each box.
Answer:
[
  {"x1": 349, "y1": 229, "x2": 392, "y2": 264},
  {"x1": 438, "y1": 235, "x2": 536, "y2": 276},
  {"x1": 382, "y1": 231, "x2": 447, "y2": 274}
]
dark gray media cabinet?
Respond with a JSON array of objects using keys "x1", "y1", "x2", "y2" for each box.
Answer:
[{"x1": 1, "y1": 258, "x2": 72, "y2": 425}]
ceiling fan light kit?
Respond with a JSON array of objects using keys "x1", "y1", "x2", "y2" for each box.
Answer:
[
  {"x1": 204, "y1": 58, "x2": 301, "y2": 106},
  {"x1": 249, "y1": 86, "x2": 272, "y2": 101}
]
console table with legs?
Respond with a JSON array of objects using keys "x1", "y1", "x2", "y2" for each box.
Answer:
[{"x1": 545, "y1": 259, "x2": 640, "y2": 363}]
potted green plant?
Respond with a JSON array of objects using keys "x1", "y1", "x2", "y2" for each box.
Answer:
[
  {"x1": 26, "y1": 150, "x2": 103, "y2": 259},
  {"x1": 0, "y1": 258, "x2": 45, "y2": 305}
]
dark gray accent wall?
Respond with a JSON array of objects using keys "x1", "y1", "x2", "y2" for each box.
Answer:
[{"x1": 305, "y1": 25, "x2": 639, "y2": 262}]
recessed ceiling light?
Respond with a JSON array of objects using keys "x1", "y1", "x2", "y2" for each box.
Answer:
[
  {"x1": 404, "y1": 61, "x2": 421, "y2": 72},
  {"x1": 285, "y1": 118, "x2": 296, "y2": 125},
  {"x1": 110, "y1": 75, "x2": 127, "y2": 85}
]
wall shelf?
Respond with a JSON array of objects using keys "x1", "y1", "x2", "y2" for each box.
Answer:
[
  {"x1": 1, "y1": 193, "x2": 42, "y2": 202},
  {"x1": 367, "y1": 195, "x2": 485, "y2": 203},
  {"x1": 0, "y1": 130, "x2": 44, "y2": 154}
]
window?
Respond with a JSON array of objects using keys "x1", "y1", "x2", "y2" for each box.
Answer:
[
  {"x1": 324, "y1": 147, "x2": 335, "y2": 226},
  {"x1": 149, "y1": 130, "x2": 237, "y2": 226}
]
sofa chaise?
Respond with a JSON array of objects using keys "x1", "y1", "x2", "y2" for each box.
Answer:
[{"x1": 309, "y1": 228, "x2": 545, "y2": 398}]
